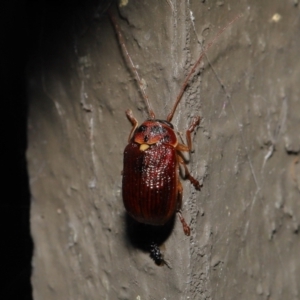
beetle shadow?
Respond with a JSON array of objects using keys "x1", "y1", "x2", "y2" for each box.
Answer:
[{"x1": 124, "y1": 213, "x2": 175, "y2": 253}]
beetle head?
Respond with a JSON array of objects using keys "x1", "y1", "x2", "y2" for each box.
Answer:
[{"x1": 133, "y1": 120, "x2": 177, "y2": 150}]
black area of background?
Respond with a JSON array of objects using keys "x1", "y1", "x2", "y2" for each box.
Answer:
[
  {"x1": 1, "y1": 1, "x2": 113, "y2": 299},
  {"x1": 1, "y1": 1, "x2": 33, "y2": 298}
]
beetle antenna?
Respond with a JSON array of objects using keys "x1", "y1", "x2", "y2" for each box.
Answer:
[
  {"x1": 108, "y1": 11, "x2": 155, "y2": 119},
  {"x1": 167, "y1": 13, "x2": 243, "y2": 122}
]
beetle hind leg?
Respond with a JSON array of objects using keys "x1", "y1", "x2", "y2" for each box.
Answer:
[
  {"x1": 186, "y1": 116, "x2": 200, "y2": 151},
  {"x1": 178, "y1": 211, "x2": 191, "y2": 236},
  {"x1": 176, "y1": 181, "x2": 191, "y2": 236}
]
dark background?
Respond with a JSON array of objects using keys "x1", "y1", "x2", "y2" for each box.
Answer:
[{"x1": 2, "y1": 2, "x2": 34, "y2": 299}]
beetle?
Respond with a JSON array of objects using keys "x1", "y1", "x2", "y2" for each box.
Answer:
[
  {"x1": 122, "y1": 109, "x2": 200, "y2": 236},
  {"x1": 109, "y1": 11, "x2": 241, "y2": 236}
]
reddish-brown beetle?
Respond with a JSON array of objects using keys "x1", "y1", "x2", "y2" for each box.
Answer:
[
  {"x1": 122, "y1": 110, "x2": 201, "y2": 236},
  {"x1": 109, "y1": 11, "x2": 241, "y2": 236}
]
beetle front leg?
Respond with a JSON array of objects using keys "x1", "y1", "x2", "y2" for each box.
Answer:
[
  {"x1": 176, "y1": 116, "x2": 200, "y2": 153},
  {"x1": 177, "y1": 181, "x2": 191, "y2": 236},
  {"x1": 125, "y1": 109, "x2": 138, "y2": 142},
  {"x1": 176, "y1": 116, "x2": 201, "y2": 152},
  {"x1": 186, "y1": 116, "x2": 200, "y2": 151}
]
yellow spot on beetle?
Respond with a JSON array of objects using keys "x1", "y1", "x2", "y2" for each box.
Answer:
[{"x1": 140, "y1": 144, "x2": 150, "y2": 151}]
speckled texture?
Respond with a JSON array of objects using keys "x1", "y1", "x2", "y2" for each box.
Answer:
[{"x1": 27, "y1": 0, "x2": 300, "y2": 299}]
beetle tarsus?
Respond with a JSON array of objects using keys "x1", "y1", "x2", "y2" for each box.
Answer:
[
  {"x1": 177, "y1": 212, "x2": 191, "y2": 236},
  {"x1": 187, "y1": 175, "x2": 202, "y2": 191}
]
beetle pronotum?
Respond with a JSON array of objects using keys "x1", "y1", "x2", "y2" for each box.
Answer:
[{"x1": 109, "y1": 11, "x2": 241, "y2": 237}]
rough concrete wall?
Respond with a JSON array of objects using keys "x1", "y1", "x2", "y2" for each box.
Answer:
[{"x1": 27, "y1": 0, "x2": 300, "y2": 299}]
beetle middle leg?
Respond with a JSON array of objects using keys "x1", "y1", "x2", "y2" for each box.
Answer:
[
  {"x1": 177, "y1": 155, "x2": 202, "y2": 191},
  {"x1": 179, "y1": 156, "x2": 202, "y2": 190},
  {"x1": 186, "y1": 116, "x2": 200, "y2": 151},
  {"x1": 176, "y1": 116, "x2": 202, "y2": 190},
  {"x1": 176, "y1": 180, "x2": 191, "y2": 236}
]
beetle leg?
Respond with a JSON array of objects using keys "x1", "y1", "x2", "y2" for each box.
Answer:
[
  {"x1": 125, "y1": 109, "x2": 138, "y2": 142},
  {"x1": 186, "y1": 116, "x2": 200, "y2": 151},
  {"x1": 177, "y1": 155, "x2": 202, "y2": 191},
  {"x1": 176, "y1": 116, "x2": 201, "y2": 152},
  {"x1": 176, "y1": 116, "x2": 200, "y2": 152},
  {"x1": 176, "y1": 143, "x2": 189, "y2": 152},
  {"x1": 178, "y1": 212, "x2": 191, "y2": 236},
  {"x1": 176, "y1": 180, "x2": 191, "y2": 236}
]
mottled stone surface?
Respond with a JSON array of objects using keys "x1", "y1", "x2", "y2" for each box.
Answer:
[{"x1": 27, "y1": 1, "x2": 300, "y2": 299}]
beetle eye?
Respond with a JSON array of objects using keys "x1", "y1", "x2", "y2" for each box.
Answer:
[
  {"x1": 137, "y1": 125, "x2": 147, "y2": 132},
  {"x1": 150, "y1": 125, "x2": 166, "y2": 135}
]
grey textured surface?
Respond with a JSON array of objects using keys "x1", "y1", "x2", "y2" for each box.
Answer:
[{"x1": 27, "y1": 0, "x2": 300, "y2": 299}]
